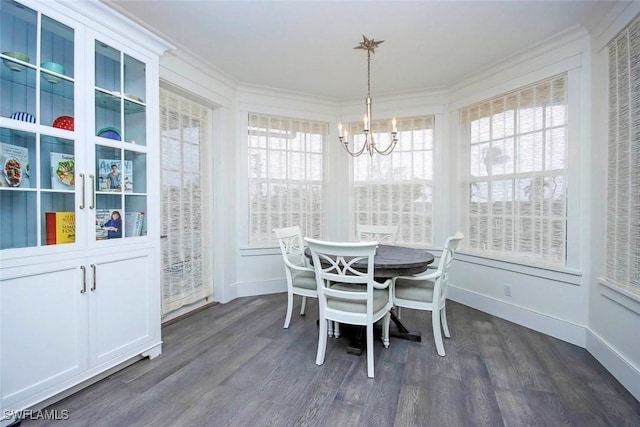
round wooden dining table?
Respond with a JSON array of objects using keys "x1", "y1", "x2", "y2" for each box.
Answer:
[
  {"x1": 304, "y1": 244, "x2": 435, "y2": 353},
  {"x1": 304, "y1": 244, "x2": 434, "y2": 278}
]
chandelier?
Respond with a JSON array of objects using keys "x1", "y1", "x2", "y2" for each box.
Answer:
[{"x1": 338, "y1": 35, "x2": 398, "y2": 157}]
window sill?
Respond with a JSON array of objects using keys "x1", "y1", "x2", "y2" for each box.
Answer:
[
  {"x1": 455, "y1": 251, "x2": 582, "y2": 285},
  {"x1": 598, "y1": 278, "x2": 640, "y2": 315}
]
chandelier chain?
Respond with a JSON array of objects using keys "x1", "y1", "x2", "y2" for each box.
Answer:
[{"x1": 338, "y1": 35, "x2": 398, "y2": 157}]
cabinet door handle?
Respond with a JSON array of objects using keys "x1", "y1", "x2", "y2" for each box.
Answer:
[
  {"x1": 91, "y1": 264, "x2": 97, "y2": 291},
  {"x1": 80, "y1": 265, "x2": 86, "y2": 294},
  {"x1": 79, "y1": 173, "x2": 86, "y2": 209},
  {"x1": 89, "y1": 174, "x2": 95, "y2": 209}
]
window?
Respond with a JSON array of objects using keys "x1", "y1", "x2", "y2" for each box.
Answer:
[
  {"x1": 461, "y1": 75, "x2": 568, "y2": 266},
  {"x1": 248, "y1": 113, "x2": 327, "y2": 246},
  {"x1": 606, "y1": 15, "x2": 640, "y2": 293},
  {"x1": 350, "y1": 116, "x2": 434, "y2": 245}
]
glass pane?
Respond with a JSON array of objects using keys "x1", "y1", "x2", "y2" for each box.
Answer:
[
  {"x1": 1, "y1": 65, "x2": 36, "y2": 122},
  {"x1": 96, "y1": 145, "x2": 123, "y2": 192},
  {"x1": 41, "y1": 193, "x2": 75, "y2": 246},
  {"x1": 95, "y1": 89, "x2": 121, "y2": 139},
  {"x1": 124, "y1": 150, "x2": 146, "y2": 193},
  {"x1": 41, "y1": 135, "x2": 74, "y2": 191},
  {"x1": 123, "y1": 54, "x2": 145, "y2": 102},
  {"x1": 125, "y1": 194, "x2": 146, "y2": 237},
  {"x1": 0, "y1": 127, "x2": 35, "y2": 189},
  {"x1": 124, "y1": 99, "x2": 145, "y2": 145},
  {"x1": 0, "y1": 190, "x2": 36, "y2": 249},
  {"x1": 0, "y1": 1, "x2": 37, "y2": 67},
  {"x1": 95, "y1": 41, "x2": 120, "y2": 92},
  {"x1": 41, "y1": 75, "x2": 74, "y2": 128},
  {"x1": 41, "y1": 15, "x2": 74, "y2": 78},
  {"x1": 95, "y1": 193, "x2": 122, "y2": 241}
]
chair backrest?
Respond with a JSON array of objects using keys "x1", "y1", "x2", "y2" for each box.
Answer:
[
  {"x1": 273, "y1": 226, "x2": 307, "y2": 269},
  {"x1": 356, "y1": 224, "x2": 398, "y2": 245},
  {"x1": 304, "y1": 237, "x2": 379, "y2": 317},
  {"x1": 433, "y1": 232, "x2": 464, "y2": 303}
]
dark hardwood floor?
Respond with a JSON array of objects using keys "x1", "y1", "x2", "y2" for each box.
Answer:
[{"x1": 23, "y1": 294, "x2": 640, "y2": 427}]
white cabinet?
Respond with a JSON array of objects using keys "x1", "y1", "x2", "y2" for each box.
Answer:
[{"x1": 0, "y1": 1, "x2": 171, "y2": 424}]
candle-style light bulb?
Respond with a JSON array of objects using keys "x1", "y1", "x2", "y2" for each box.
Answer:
[
  {"x1": 363, "y1": 114, "x2": 369, "y2": 131},
  {"x1": 338, "y1": 122, "x2": 343, "y2": 137},
  {"x1": 392, "y1": 117, "x2": 397, "y2": 133}
]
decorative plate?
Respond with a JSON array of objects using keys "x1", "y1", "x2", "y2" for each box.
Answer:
[{"x1": 4, "y1": 157, "x2": 22, "y2": 187}]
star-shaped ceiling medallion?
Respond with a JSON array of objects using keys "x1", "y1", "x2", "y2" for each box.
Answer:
[{"x1": 354, "y1": 35, "x2": 385, "y2": 53}]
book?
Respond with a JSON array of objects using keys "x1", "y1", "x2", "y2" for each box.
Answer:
[
  {"x1": 0, "y1": 142, "x2": 30, "y2": 188},
  {"x1": 97, "y1": 158, "x2": 133, "y2": 192},
  {"x1": 50, "y1": 152, "x2": 75, "y2": 190},
  {"x1": 96, "y1": 208, "x2": 123, "y2": 240},
  {"x1": 125, "y1": 211, "x2": 145, "y2": 237},
  {"x1": 45, "y1": 212, "x2": 75, "y2": 245}
]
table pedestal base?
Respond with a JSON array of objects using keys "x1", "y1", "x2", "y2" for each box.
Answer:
[{"x1": 389, "y1": 310, "x2": 422, "y2": 342}]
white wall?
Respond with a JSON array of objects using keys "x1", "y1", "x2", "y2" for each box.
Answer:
[
  {"x1": 586, "y1": 1, "x2": 640, "y2": 401},
  {"x1": 157, "y1": 5, "x2": 640, "y2": 400}
]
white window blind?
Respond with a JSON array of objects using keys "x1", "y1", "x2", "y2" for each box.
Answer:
[
  {"x1": 350, "y1": 116, "x2": 434, "y2": 245},
  {"x1": 461, "y1": 75, "x2": 568, "y2": 266},
  {"x1": 159, "y1": 89, "x2": 212, "y2": 315},
  {"x1": 606, "y1": 14, "x2": 640, "y2": 293},
  {"x1": 248, "y1": 113, "x2": 327, "y2": 246}
]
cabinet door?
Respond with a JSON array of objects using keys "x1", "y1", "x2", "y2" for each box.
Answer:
[
  {"x1": 88, "y1": 249, "x2": 158, "y2": 366},
  {"x1": 92, "y1": 39, "x2": 149, "y2": 243},
  {"x1": 0, "y1": 259, "x2": 88, "y2": 409},
  {"x1": 1, "y1": 1, "x2": 80, "y2": 251}
]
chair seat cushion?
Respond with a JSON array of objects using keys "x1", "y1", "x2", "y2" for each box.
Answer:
[
  {"x1": 394, "y1": 278, "x2": 435, "y2": 302},
  {"x1": 327, "y1": 283, "x2": 389, "y2": 313},
  {"x1": 292, "y1": 270, "x2": 317, "y2": 290}
]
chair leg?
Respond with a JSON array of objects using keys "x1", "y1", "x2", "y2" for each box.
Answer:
[
  {"x1": 432, "y1": 308, "x2": 445, "y2": 356},
  {"x1": 334, "y1": 322, "x2": 340, "y2": 338},
  {"x1": 396, "y1": 306, "x2": 402, "y2": 319},
  {"x1": 366, "y1": 323, "x2": 375, "y2": 378},
  {"x1": 382, "y1": 312, "x2": 390, "y2": 348},
  {"x1": 300, "y1": 296, "x2": 307, "y2": 316},
  {"x1": 328, "y1": 320, "x2": 334, "y2": 337},
  {"x1": 316, "y1": 317, "x2": 328, "y2": 366},
  {"x1": 441, "y1": 305, "x2": 451, "y2": 338},
  {"x1": 284, "y1": 292, "x2": 293, "y2": 329}
]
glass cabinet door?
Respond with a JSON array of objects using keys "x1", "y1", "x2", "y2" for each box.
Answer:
[
  {"x1": 94, "y1": 40, "x2": 147, "y2": 241},
  {"x1": 0, "y1": 1, "x2": 76, "y2": 250}
]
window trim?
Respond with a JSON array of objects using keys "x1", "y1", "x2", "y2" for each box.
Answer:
[{"x1": 459, "y1": 70, "x2": 583, "y2": 270}]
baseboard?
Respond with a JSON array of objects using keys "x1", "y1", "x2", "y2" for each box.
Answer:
[
  {"x1": 448, "y1": 285, "x2": 587, "y2": 346},
  {"x1": 587, "y1": 329, "x2": 640, "y2": 402},
  {"x1": 162, "y1": 300, "x2": 217, "y2": 326},
  {"x1": 233, "y1": 279, "x2": 286, "y2": 299}
]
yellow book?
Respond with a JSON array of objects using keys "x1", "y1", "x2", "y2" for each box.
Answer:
[{"x1": 46, "y1": 212, "x2": 75, "y2": 245}]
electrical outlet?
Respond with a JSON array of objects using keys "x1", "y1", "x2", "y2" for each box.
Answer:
[{"x1": 504, "y1": 284, "x2": 512, "y2": 297}]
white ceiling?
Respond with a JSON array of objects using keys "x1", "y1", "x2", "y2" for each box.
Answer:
[{"x1": 102, "y1": 0, "x2": 619, "y2": 101}]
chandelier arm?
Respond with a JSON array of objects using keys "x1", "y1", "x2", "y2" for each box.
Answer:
[
  {"x1": 372, "y1": 137, "x2": 399, "y2": 156},
  {"x1": 340, "y1": 137, "x2": 368, "y2": 157}
]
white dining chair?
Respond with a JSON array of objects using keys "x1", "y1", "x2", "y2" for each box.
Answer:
[
  {"x1": 356, "y1": 224, "x2": 398, "y2": 245},
  {"x1": 391, "y1": 232, "x2": 463, "y2": 356},
  {"x1": 305, "y1": 237, "x2": 393, "y2": 378},
  {"x1": 273, "y1": 226, "x2": 319, "y2": 328}
]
